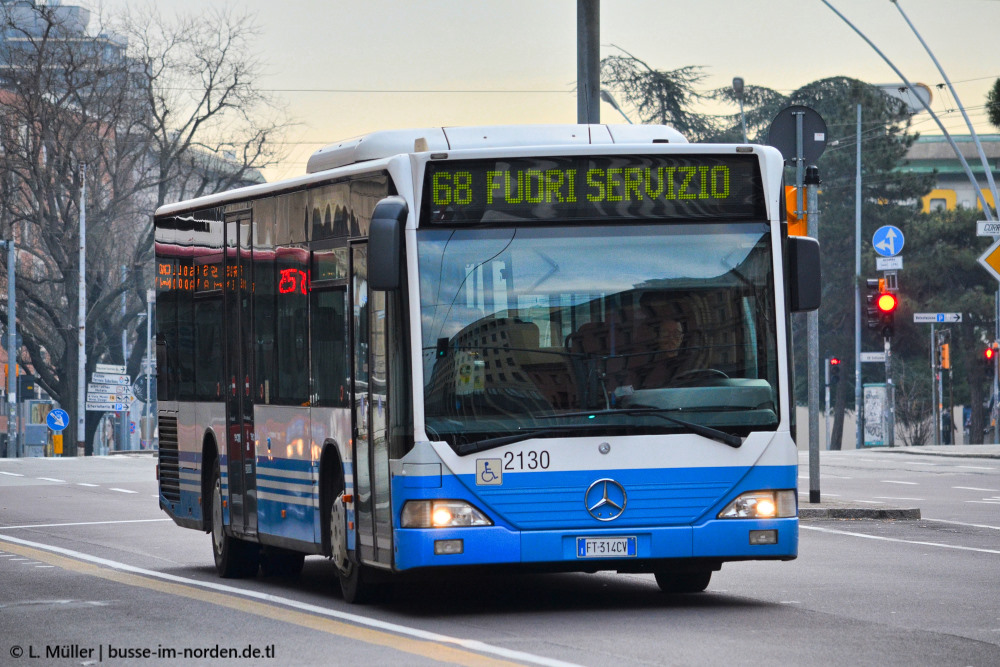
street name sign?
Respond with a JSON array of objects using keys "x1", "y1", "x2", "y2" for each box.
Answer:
[
  {"x1": 876, "y1": 256, "x2": 903, "y2": 271},
  {"x1": 94, "y1": 363, "x2": 126, "y2": 374},
  {"x1": 872, "y1": 225, "x2": 904, "y2": 257},
  {"x1": 860, "y1": 352, "x2": 887, "y2": 363},
  {"x1": 85, "y1": 401, "x2": 129, "y2": 411},
  {"x1": 88, "y1": 383, "x2": 129, "y2": 393},
  {"x1": 86, "y1": 391, "x2": 133, "y2": 403},
  {"x1": 913, "y1": 312, "x2": 962, "y2": 323},
  {"x1": 976, "y1": 220, "x2": 1000, "y2": 237},
  {"x1": 91, "y1": 372, "x2": 130, "y2": 385}
]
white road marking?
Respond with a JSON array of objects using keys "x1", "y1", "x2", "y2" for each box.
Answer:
[
  {"x1": 34, "y1": 565, "x2": 55, "y2": 568},
  {"x1": 952, "y1": 486, "x2": 998, "y2": 492},
  {"x1": 873, "y1": 497, "x2": 924, "y2": 501},
  {"x1": 881, "y1": 480, "x2": 918, "y2": 485},
  {"x1": 957, "y1": 465, "x2": 995, "y2": 471},
  {"x1": 802, "y1": 524, "x2": 1000, "y2": 555},
  {"x1": 923, "y1": 518, "x2": 1000, "y2": 531},
  {"x1": 0, "y1": 533, "x2": 581, "y2": 667},
  {"x1": 77, "y1": 483, "x2": 99, "y2": 488},
  {"x1": 0, "y1": 519, "x2": 171, "y2": 531},
  {"x1": 36, "y1": 477, "x2": 65, "y2": 483},
  {"x1": 852, "y1": 500, "x2": 885, "y2": 504},
  {"x1": 0, "y1": 471, "x2": 25, "y2": 477},
  {"x1": 108, "y1": 488, "x2": 138, "y2": 494},
  {"x1": 965, "y1": 500, "x2": 1000, "y2": 505},
  {"x1": 906, "y1": 462, "x2": 938, "y2": 466}
]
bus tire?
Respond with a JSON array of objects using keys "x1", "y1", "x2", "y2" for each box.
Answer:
[
  {"x1": 210, "y1": 459, "x2": 259, "y2": 578},
  {"x1": 328, "y1": 466, "x2": 375, "y2": 603},
  {"x1": 654, "y1": 570, "x2": 712, "y2": 594},
  {"x1": 259, "y1": 547, "x2": 305, "y2": 578}
]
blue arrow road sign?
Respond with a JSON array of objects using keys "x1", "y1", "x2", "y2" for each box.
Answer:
[
  {"x1": 46, "y1": 408, "x2": 70, "y2": 432},
  {"x1": 873, "y1": 225, "x2": 904, "y2": 257}
]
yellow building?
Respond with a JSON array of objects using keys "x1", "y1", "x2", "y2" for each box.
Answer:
[{"x1": 904, "y1": 135, "x2": 1000, "y2": 213}]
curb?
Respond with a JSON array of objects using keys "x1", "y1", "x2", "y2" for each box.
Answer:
[{"x1": 871, "y1": 449, "x2": 1000, "y2": 460}]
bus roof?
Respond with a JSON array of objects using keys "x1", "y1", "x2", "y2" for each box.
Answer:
[{"x1": 305, "y1": 124, "x2": 688, "y2": 174}]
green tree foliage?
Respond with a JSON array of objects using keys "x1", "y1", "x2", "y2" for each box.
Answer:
[
  {"x1": 905, "y1": 208, "x2": 995, "y2": 443},
  {"x1": 600, "y1": 46, "x2": 716, "y2": 140},
  {"x1": 987, "y1": 77, "x2": 1000, "y2": 130},
  {"x1": 601, "y1": 54, "x2": 940, "y2": 446}
]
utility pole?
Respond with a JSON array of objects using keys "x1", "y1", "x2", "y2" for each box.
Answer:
[
  {"x1": 77, "y1": 165, "x2": 86, "y2": 456},
  {"x1": 2, "y1": 239, "x2": 16, "y2": 458},
  {"x1": 806, "y1": 165, "x2": 821, "y2": 502},
  {"x1": 854, "y1": 104, "x2": 863, "y2": 451},
  {"x1": 576, "y1": 0, "x2": 599, "y2": 124}
]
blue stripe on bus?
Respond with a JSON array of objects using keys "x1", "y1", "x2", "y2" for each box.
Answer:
[{"x1": 391, "y1": 464, "x2": 797, "y2": 571}]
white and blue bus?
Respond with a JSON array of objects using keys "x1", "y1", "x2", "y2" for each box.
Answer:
[{"x1": 154, "y1": 124, "x2": 820, "y2": 602}]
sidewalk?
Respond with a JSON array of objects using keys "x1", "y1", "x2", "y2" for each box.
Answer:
[
  {"x1": 799, "y1": 443, "x2": 1000, "y2": 520},
  {"x1": 862, "y1": 444, "x2": 1000, "y2": 459}
]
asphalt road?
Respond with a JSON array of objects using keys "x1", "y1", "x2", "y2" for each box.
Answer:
[{"x1": 1, "y1": 451, "x2": 997, "y2": 666}]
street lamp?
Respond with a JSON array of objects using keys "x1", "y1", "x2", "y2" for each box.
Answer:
[
  {"x1": 732, "y1": 77, "x2": 748, "y2": 143},
  {"x1": 600, "y1": 90, "x2": 633, "y2": 124}
]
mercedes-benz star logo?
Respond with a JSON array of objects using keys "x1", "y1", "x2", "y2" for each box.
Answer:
[{"x1": 585, "y1": 478, "x2": 627, "y2": 521}]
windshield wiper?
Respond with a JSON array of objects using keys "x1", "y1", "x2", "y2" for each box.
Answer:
[
  {"x1": 539, "y1": 407, "x2": 743, "y2": 449},
  {"x1": 454, "y1": 428, "x2": 560, "y2": 456}
]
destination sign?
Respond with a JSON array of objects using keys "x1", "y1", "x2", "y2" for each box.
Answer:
[{"x1": 423, "y1": 155, "x2": 765, "y2": 224}]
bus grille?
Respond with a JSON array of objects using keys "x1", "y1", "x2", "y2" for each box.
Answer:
[
  {"x1": 476, "y1": 473, "x2": 739, "y2": 530},
  {"x1": 158, "y1": 415, "x2": 180, "y2": 503}
]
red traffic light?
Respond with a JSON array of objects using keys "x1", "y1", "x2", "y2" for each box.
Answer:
[
  {"x1": 986, "y1": 347, "x2": 997, "y2": 361},
  {"x1": 876, "y1": 292, "x2": 898, "y2": 314},
  {"x1": 829, "y1": 357, "x2": 841, "y2": 366}
]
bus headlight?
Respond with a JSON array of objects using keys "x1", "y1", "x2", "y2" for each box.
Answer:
[
  {"x1": 400, "y1": 500, "x2": 493, "y2": 528},
  {"x1": 718, "y1": 490, "x2": 797, "y2": 519}
]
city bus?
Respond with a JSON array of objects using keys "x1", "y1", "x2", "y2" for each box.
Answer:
[{"x1": 154, "y1": 124, "x2": 820, "y2": 603}]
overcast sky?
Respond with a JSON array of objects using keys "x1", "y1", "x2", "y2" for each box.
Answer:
[{"x1": 93, "y1": 0, "x2": 1000, "y2": 181}]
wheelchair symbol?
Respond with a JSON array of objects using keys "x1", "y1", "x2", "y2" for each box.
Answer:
[{"x1": 476, "y1": 458, "x2": 502, "y2": 485}]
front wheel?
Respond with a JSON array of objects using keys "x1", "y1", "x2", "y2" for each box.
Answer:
[
  {"x1": 328, "y1": 465, "x2": 378, "y2": 603},
  {"x1": 210, "y1": 460, "x2": 259, "y2": 578},
  {"x1": 654, "y1": 570, "x2": 712, "y2": 594}
]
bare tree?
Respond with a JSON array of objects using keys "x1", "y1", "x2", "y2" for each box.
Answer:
[{"x1": 0, "y1": 2, "x2": 288, "y2": 454}]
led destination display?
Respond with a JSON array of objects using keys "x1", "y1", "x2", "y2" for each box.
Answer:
[{"x1": 424, "y1": 154, "x2": 764, "y2": 223}]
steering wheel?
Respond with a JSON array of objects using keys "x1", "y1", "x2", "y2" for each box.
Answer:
[{"x1": 671, "y1": 368, "x2": 729, "y2": 384}]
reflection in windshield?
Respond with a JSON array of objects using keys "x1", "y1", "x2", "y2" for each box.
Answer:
[{"x1": 417, "y1": 223, "x2": 778, "y2": 445}]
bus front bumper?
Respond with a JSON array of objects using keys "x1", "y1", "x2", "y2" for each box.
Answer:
[{"x1": 393, "y1": 517, "x2": 798, "y2": 571}]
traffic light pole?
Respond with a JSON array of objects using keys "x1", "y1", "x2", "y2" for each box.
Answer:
[
  {"x1": 806, "y1": 166, "x2": 821, "y2": 503},
  {"x1": 884, "y1": 335, "x2": 895, "y2": 448},
  {"x1": 931, "y1": 324, "x2": 939, "y2": 446}
]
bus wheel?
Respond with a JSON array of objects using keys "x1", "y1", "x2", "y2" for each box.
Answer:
[
  {"x1": 328, "y1": 470, "x2": 375, "y2": 603},
  {"x1": 654, "y1": 570, "x2": 712, "y2": 594},
  {"x1": 210, "y1": 460, "x2": 259, "y2": 578},
  {"x1": 259, "y1": 547, "x2": 305, "y2": 578}
]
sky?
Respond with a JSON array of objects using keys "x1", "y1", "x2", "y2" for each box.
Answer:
[{"x1": 91, "y1": 0, "x2": 1000, "y2": 182}]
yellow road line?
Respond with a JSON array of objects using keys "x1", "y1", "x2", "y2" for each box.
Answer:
[{"x1": 1, "y1": 541, "x2": 524, "y2": 667}]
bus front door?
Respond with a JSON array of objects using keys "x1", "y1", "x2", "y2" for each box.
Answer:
[
  {"x1": 224, "y1": 211, "x2": 257, "y2": 538},
  {"x1": 351, "y1": 243, "x2": 393, "y2": 567}
]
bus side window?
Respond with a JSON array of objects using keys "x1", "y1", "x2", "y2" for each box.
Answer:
[{"x1": 310, "y1": 289, "x2": 348, "y2": 407}]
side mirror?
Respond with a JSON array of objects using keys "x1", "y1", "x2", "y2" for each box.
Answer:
[
  {"x1": 368, "y1": 196, "x2": 408, "y2": 291},
  {"x1": 787, "y1": 236, "x2": 821, "y2": 312}
]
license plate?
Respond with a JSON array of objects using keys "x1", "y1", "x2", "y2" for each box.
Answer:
[{"x1": 576, "y1": 536, "x2": 637, "y2": 558}]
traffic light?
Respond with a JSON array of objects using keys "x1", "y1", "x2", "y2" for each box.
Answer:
[
  {"x1": 985, "y1": 344, "x2": 998, "y2": 377},
  {"x1": 828, "y1": 357, "x2": 841, "y2": 385},
  {"x1": 865, "y1": 278, "x2": 897, "y2": 338},
  {"x1": 865, "y1": 279, "x2": 882, "y2": 330},
  {"x1": 876, "y1": 290, "x2": 898, "y2": 339},
  {"x1": 939, "y1": 343, "x2": 951, "y2": 370}
]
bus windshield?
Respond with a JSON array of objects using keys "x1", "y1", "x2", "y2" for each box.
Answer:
[{"x1": 417, "y1": 222, "x2": 779, "y2": 449}]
